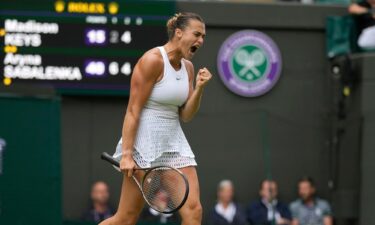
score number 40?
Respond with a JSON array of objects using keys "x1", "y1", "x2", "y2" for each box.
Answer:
[{"x1": 85, "y1": 61, "x2": 131, "y2": 76}]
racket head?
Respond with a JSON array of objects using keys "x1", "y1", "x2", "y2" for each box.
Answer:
[{"x1": 140, "y1": 166, "x2": 189, "y2": 214}]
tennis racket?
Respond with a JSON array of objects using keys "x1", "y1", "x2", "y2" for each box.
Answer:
[{"x1": 101, "y1": 152, "x2": 189, "y2": 214}]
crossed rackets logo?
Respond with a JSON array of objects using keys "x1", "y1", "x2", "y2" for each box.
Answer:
[
  {"x1": 232, "y1": 45, "x2": 268, "y2": 82},
  {"x1": 217, "y1": 30, "x2": 282, "y2": 97}
]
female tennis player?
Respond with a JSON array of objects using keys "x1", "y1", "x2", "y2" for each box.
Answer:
[{"x1": 100, "y1": 12, "x2": 211, "y2": 225}]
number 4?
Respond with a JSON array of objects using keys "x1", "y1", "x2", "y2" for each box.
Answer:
[
  {"x1": 121, "y1": 31, "x2": 131, "y2": 44},
  {"x1": 121, "y1": 62, "x2": 131, "y2": 75}
]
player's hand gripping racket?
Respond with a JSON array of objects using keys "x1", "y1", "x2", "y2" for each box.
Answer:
[{"x1": 101, "y1": 152, "x2": 189, "y2": 214}]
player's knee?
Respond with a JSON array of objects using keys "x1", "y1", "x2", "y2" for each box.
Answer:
[
  {"x1": 194, "y1": 203, "x2": 203, "y2": 219},
  {"x1": 186, "y1": 201, "x2": 203, "y2": 219}
]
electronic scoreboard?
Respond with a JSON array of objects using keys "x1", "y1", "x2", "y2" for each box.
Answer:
[{"x1": 0, "y1": 0, "x2": 174, "y2": 95}]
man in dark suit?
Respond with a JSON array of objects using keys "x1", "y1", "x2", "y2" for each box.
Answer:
[{"x1": 247, "y1": 180, "x2": 291, "y2": 225}]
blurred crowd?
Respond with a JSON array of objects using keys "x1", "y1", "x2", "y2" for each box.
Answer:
[
  {"x1": 82, "y1": 176, "x2": 332, "y2": 225},
  {"x1": 207, "y1": 177, "x2": 332, "y2": 225}
]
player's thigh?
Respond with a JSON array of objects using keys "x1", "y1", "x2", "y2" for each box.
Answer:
[{"x1": 115, "y1": 172, "x2": 145, "y2": 219}]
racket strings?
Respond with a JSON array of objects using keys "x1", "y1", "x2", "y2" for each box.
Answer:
[{"x1": 142, "y1": 167, "x2": 187, "y2": 213}]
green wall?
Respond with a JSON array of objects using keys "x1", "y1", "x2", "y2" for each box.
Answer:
[{"x1": 0, "y1": 94, "x2": 62, "y2": 225}]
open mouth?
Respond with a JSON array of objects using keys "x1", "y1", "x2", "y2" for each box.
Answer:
[{"x1": 190, "y1": 45, "x2": 199, "y2": 53}]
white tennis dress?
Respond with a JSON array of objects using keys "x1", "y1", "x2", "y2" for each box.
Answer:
[{"x1": 113, "y1": 46, "x2": 197, "y2": 169}]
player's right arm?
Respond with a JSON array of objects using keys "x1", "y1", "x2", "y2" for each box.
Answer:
[{"x1": 120, "y1": 49, "x2": 163, "y2": 177}]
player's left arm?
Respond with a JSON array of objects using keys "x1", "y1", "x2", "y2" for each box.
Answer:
[{"x1": 179, "y1": 59, "x2": 212, "y2": 122}]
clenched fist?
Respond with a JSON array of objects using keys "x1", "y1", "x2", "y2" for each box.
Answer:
[{"x1": 195, "y1": 67, "x2": 212, "y2": 89}]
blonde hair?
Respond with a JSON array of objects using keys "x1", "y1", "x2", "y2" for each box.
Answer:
[{"x1": 166, "y1": 12, "x2": 204, "y2": 40}]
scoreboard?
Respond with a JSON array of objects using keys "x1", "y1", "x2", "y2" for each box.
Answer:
[{"x1": 0, "y1": 0, "x2": 174, "y2": 95}]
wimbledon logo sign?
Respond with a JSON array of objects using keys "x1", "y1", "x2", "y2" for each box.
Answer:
[{"x1": 217, "y1": 30, "x2": 282, "y2": 97}]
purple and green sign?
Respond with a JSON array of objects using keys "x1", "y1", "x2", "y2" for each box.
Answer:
[{"x1": 217, "y1": 30, "x2": 282, "y2": 97}]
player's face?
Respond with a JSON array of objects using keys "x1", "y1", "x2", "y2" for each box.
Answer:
[{"x1": 176, "y1": 19, "x2": 206, "y2": 60}]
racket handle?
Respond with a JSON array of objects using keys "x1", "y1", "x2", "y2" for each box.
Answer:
[{"x1": 101, "y1": 152, "x2": 120, "y2": 167}]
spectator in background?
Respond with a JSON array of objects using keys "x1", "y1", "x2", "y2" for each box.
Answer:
[
  {"x1": 247, "y1": 180, "x2": 291, "y2": 225},
  {"x1": 82, "y1": 181, "x2": 114, "y2": 223},
  {"x1": 349, "y1": 0, "x2": 375, "y2": 49},
  {"x1": 290, "y1": 177, "x2": 332, "y2": 225},
  {"x1": 139, "y1": 190, "x2": 180, "y2": 224},
  {"x1": 208, "y1": 180, "x2": 247, "y2": 225}
]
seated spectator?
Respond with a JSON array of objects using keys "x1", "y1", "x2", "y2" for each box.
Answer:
[
  {"x1": 348, "y1": 0, "x2": 375, "y2": 49},
  {"x1": 139, "y1": 190, "x2": 180, "y2": 224},
  {"x1": 247, "y1": 179, "x2": 291, "y2": 225},
  {"x1": 290, "y1": 177, "x2": 333, "y2": 225},
  {"x1": 208, "y1": 180, "x2": 247, "y2": 225},
  {"x1": 82, "y1": 181, "x2": 114, "y2": 223}
]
